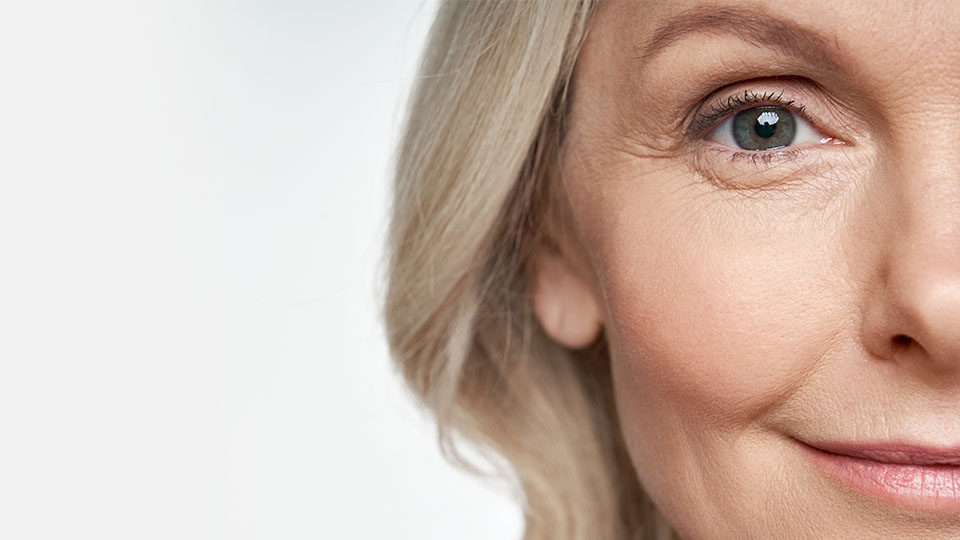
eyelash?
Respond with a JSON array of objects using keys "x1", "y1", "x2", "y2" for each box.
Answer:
[{"x1": 687, "y1": 89, "x2": 813, "y2": 141}]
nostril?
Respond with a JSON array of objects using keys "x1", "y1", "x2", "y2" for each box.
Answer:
[{"x1": 892, "y1": 334, "x2": 914, "y2": 348}]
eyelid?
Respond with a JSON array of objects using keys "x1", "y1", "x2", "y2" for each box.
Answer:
[{"x1": 686, "y1": 88, "x2": 814, "y2": 140}]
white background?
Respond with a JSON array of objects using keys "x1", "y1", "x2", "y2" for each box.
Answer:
[{"x1": 0, "y1": 1, "x2": 520, "y2": 539}]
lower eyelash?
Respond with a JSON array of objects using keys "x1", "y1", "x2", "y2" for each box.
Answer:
[
  {"x1": 692, "y1": 145, "x2": 829, "y2": 192},
  {"x1": 696, "y1": 144, "x2": 807, "y2": 173},
  {"x1": 725, "y1": 148, "x2": 804, "y2": 164}
]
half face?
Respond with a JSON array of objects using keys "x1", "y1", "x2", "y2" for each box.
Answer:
[{"x1": 538, "y1": 0, "x2": 960, "y2": 538}]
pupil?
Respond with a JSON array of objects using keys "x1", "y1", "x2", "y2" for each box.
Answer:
[{"x1": 754, "y1": 111, "x2": 779, "y2": 138}]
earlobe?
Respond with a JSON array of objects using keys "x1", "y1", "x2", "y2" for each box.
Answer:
[{"x1": 531, "y1": 249, "x2": 603, "y2": 349}]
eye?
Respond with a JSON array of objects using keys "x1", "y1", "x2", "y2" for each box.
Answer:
[{"x1": 706, "y1": 106, "x2": 823, "y2": 151}]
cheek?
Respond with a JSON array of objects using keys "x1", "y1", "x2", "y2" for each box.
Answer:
[
  {"x1": 577, "y1": 181, "x2": 855, "y2": 529},
  {"x1": 607, "y1": 241, "x2": 831, "y2": 422},
  {"x1": 583, "y1": 181, "x2": 849, "y2": 432}
]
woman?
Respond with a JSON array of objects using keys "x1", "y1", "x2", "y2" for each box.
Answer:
[{"x1": 384, "y1": 1, "x2": 960, "y2": 538}]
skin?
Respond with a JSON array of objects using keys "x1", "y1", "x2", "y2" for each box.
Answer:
[{"x1": 531, "y1": 0, "x2": 960, "y2": 538}]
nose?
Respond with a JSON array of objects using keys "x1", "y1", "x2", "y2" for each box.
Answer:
[{"x1": 860, "y1": 161, "x2": 960, "y2": 375}]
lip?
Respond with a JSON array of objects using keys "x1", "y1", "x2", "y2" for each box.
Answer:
[{"x1": 798, "y1": 439, "x2": 960, "y2": 512}]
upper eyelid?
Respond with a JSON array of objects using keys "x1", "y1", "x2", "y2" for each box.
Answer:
[{"x1": 685, "y1": 89, "x2": 815, "y2": 140}]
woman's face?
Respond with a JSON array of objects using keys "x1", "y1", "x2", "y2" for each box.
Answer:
[{"x1": 550, "y1": 0, "x2": 960, "y2": 537}]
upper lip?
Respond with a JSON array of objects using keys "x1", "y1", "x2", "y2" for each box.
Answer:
[{"x1": 803, "y1": 440, "x2": 960, "y2": 466}]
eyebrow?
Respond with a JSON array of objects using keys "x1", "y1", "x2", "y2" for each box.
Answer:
[{"x1": 640, "y1": 7, "x2": 841, "y2": 70}]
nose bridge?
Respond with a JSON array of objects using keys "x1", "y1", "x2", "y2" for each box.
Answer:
[
  {"x1": 896, "y1": 141, "x2": 960, "y2": 263},
  {"x1": 892, "y1": 94, "x2": 960, "y2": 268}
]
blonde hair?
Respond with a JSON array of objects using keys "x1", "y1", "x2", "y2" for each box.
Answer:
[{"x1": 385, "y1": 2, "x2": 671, "y2": 538}]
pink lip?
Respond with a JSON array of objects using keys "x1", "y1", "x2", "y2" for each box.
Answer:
[{"x1": 799, "y1": 439, "x2": 960, "y2": 512}]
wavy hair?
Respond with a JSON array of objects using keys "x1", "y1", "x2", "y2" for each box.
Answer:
[{"x1": 385, "y1": 2, "x2": 672, "y2": 538}]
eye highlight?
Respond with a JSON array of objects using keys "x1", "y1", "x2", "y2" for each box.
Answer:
[{"x1": 707, "y1": 106, "x2": 823, "y2": 151}]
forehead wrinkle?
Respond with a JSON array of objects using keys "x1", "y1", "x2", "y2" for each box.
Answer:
[{"x1": 638, "y1": 6, "x2": 844, "y2": 72}]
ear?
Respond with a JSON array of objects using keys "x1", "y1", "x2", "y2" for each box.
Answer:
[{"x1": 530, "y1": 249, "x2": 603, "y2": 349}]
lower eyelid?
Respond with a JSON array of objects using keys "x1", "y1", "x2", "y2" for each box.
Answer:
[
  {"x1": 705, "y1": 145, "x2": 804, "y2": 165},
  {"x1": 689, "y1": 140, "x2": 855, "y2": 194}
]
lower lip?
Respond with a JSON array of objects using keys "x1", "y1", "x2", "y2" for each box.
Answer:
[{"x1": 800, "y1": 442, "x2": 960, "y2": 512}]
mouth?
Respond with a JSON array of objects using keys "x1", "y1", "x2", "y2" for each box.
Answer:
[{"x1": 797, "y1": 438, "x2": 960, "y2": 513}]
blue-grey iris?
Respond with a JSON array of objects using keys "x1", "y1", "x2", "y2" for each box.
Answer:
[{"x1": 732, "y1": 106, "x2": 796, "y2": 150}]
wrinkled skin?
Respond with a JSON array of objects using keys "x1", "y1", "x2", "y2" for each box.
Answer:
[{"x1": 536, "y1": 0, "x2": 960, "y2": 538}]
